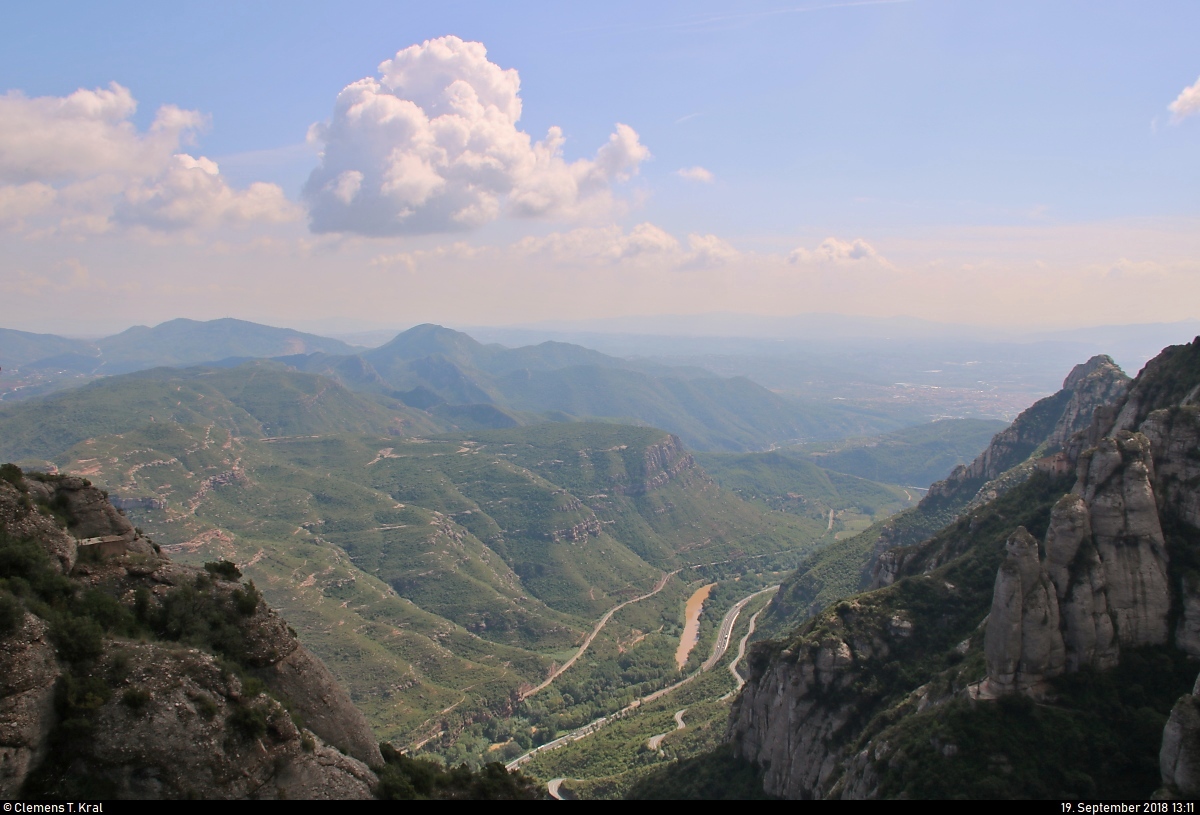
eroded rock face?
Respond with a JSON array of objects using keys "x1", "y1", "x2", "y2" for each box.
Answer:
[
  {"x1": 728, "y1": 640, "x2": 860, "y2": 800},
  {"x1": 262, "y1": 644, "x2": 383, "y2": 768},
  {"x1": 0, "y1": 472, "x2": 383, "y2": 797},
  {"x1": 732, "y1": 340, "x2": 1200, "y2": 800},
  {"x1": 981, "y1": 433, "x2": 1171, "y2": 693},
  {"x1": 728, "y1": 594, "x2": 930, "y2": 800},
  {"x1": 0, "y1": 614, "x2": 60, "y2": 798},
  {"x1": 1161, "y1": 674, "x2": 1200, "y2": 799},
  {"x1": 983, "y1": 528, "x2": 1066, "y2": 694},
  {"x1": 925, "y1": 355, "x2": 1129, "y2": 506},
  {"x1": 55, "y1": 476, "x2": 136, "y2": 540},
  {"x1": 612, "y1": 435, "x2": 700, "y2": 496},
  {"x1": 54, "y1": 643, "x2": 376, "y2": 799},
  {"x1": 1074, "y1": 432, "x2": 1171, "y2": 649},
  {"x1": 1, "y1": 480, "x2": 77, "y2": 573},
  {"x1": 1048, "y1": 355, "x2": 1133, "y2": 450},
  {"x1": 1142, "y1": 406, "x2": 1200, "y2": 534}
]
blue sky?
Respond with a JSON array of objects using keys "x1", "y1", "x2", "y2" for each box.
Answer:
[{"x1": 1, "y1": 1, "x2": 1198, "y2": 334}]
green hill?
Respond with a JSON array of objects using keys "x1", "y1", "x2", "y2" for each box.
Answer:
[
  {"x1": 0, "y1": 361, "x2": 438, "y2": 463},
  {"x1": 95, "y1": 318, "x2": 358, "y2": 374},
  {"x1": 0, "y1": 365, "x2": 827, "y2": 755}
]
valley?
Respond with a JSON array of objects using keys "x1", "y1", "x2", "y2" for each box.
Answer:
[
  {"x1": 9, "y1": 316, "x2": 1188, "y2": 798},
  {"x1": 2, "y1": 334, "x2": 906, "y2": 770}
]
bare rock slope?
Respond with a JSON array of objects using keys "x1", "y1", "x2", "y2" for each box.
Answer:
[{"x1": 0, "y1": 469, "x2": 380, "y2": 799}]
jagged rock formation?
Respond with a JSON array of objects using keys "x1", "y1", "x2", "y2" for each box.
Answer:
[
  {"x1": 980, "y1": 428, "x2": 1174, "y2": 694},
  {"x1": 728, "y1": 339, "x2": 1200, "y2": 800},
  {"x1": 926, "y1": 354, "x2": 1129, "y2": 507},
  {"x1": 41, "y1": 641, "x2": 377, "y2": 799},
  {"x1": 610, "y1": 435, "x2": 700, "y2": 496},
  {"x1": 0, "y1": 471, "x2": 381, "y2": 798},
  {"x1": 982, "y1": 527, "x2": 1067, "y2": 694},
  {"x1": 857, "y1": 356, "x2": 1129, "y2": 594},
  {"x1": 1161, "y1": 673, "x2": 1200, "y2": 798}
]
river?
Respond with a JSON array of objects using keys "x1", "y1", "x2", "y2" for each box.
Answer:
[{"x1": 675, "y1": 582, "x2": 716, "y2": 669}]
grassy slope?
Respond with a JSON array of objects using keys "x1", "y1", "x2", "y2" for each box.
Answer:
[{"x1": 2, "y1": 367, "x2": 827, "y2": 756}]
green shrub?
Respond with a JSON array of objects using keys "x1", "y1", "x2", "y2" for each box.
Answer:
[
  {"x1": 232, "y1": 581, "x2": 261, "y2": 616},
  {"x1": 51, "y1": 616, "x2": 104, "y2": 665},
  {"x1": 133, "y1": 587, "x2": 151, "y2": 622},
  {"x1": 228, "y1": 702, "x2": 270, "y2": 740},
  {"x1": 121, "y1": 686, "x2": 151, "y2": 712},
  {"x1": 204, "y1": 560, "x2": 242, "y2": 581},
  {"x1": 194, "y1": 694, "x2": 219, "y2": 720},
  {"x1": 0, "y1": 463, "x2": 26, "y2": 492},
  {"x1": 375, "y1": 743, "x2": 543, "y2": 800},
  {"x1": 0, "y1": 590, "x2": 23, "y2": 636}
]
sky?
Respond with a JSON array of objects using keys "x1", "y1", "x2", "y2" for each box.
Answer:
[{"x1": 1, "y1": 0, "x2": 1198, "y2": 336}]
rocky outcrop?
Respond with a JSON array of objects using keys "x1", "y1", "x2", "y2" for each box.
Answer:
[
  {"x1": 983, "y1": 527, "x2": 1066, "y2": 694},
  {"x1": 611, "y1": 435, "x2": 700, "y2": 496},
  {"x1": 978, "y1": 429, "x2": 1171, "y2": 694},
  {"x1": 1160, "y1": 673, "x2": 1200, "y2": 799},
  {"x1": 0, "y1": 472, "x2": 383, "y2": 797},
  {"x1": 0, "y1": 614, "x2": 60, "y2": 798},
  {"x1": 727, "y1": 591, "x2": 949, "y2": 800},
  {"x1": 731, "y1": 339, "x2": 1200, "y2": 799},
  {"x1": 42, "y1": 642, "x2": 376, "y2": 799},
  {"x1": 860, "y1": 356, "x2": 1131, "y2": 592},
  {"x1": 926, "y1": 355, "x2": 1128, "y2": 507},
  {"x1": 728, "y1": 633, "x2": 868, "y2": 799},
  {"x1": 1074, "y1": 432, "x2": 1171, "y2": 648},
  {"x1": 1048, "y1": 355, "x2": 1133, "y2": 449},
  {"x1": 109, "y1": 495, "x2": 167, "y2": 512},
  {"x1": 261, "y1": 644, "x2": 383, "y2": 768},
  {"x1": 545, "y1": 517, "x2": 604, "y2": 543},
  {"x1": 1, "y1": 478, "x2": 78, "y2": 573}
]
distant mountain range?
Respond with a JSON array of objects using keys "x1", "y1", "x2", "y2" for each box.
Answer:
[
  {"x1": 1, "y1": 319, "x2": 910, "y2": 452},
  {"x1": 0, "y1": 318, "x2": 356, "y2": 373}
]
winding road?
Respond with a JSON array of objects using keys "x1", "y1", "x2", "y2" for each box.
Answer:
[
  {"x1": 647, "y1": 708, "x2": 687, "y2": 750},
  {"x1": 520, "y1": 570, "x2": 678, "y2": 700},
  {"x1": 508, "y1": 583, "x2": 780, "y2": 772}
]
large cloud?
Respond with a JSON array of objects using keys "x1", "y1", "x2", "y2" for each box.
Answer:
[
  {"x1": 1169, "y1": 75, "x2": 1200, "y2": 123},
  {"x1": 0, "y1": 83, "x2": 296, "y2": 232},
  {"x1": 304, "y1": 36, "x2": 650, "y2": 236}
]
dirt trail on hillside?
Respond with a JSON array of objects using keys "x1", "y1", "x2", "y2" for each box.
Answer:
[{"x1": 520, "y1": 570, "x2": 678, "y2": 701}]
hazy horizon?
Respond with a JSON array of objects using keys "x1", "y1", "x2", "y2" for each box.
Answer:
[{"x1": 3, "y1": 3, "x2": 1198, "y2": 334}]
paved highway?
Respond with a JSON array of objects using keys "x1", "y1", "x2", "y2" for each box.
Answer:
[
  {"x1": 702, "y1": 585, "x2": 778, "y2": 671},
  {"x1": 508, "y1": 583, "x2": 779, "y2": 772}
]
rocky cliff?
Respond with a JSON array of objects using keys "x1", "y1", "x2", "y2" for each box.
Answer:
[
  {"x1": 728, "y1": 339, "x2": 1200, "y2": 799},
  {"x1": 610, "y1": 434, "x2": 701, "y2": 496},
  {"x1": 0, "y1": 468, "x2": 382, "y2": 799}
]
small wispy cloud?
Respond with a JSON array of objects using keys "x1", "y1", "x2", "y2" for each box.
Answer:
[
  {"x1": 1169, "y1": 75, "x2": 1200, "y2": 123},
  {"x1": 676, "y1": 166, "x2": 714, "y2": 183}
]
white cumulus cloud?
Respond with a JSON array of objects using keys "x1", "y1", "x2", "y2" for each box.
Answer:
[
  {"x1": 304, "y1": 36, "x2": 650, "y2": 236},
  {"x1": 676, "y1": 166, "x2": 714, "y2": 183},
  {"x1": 0, "y1": 82, "x2": 297, "y2": 232},
  {"x1": 1169, "y1": 75, "x2": 1200, "y2": 123},
  {"x1": 789, "y1": 237, "x2": 890, "y2": 266}
]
